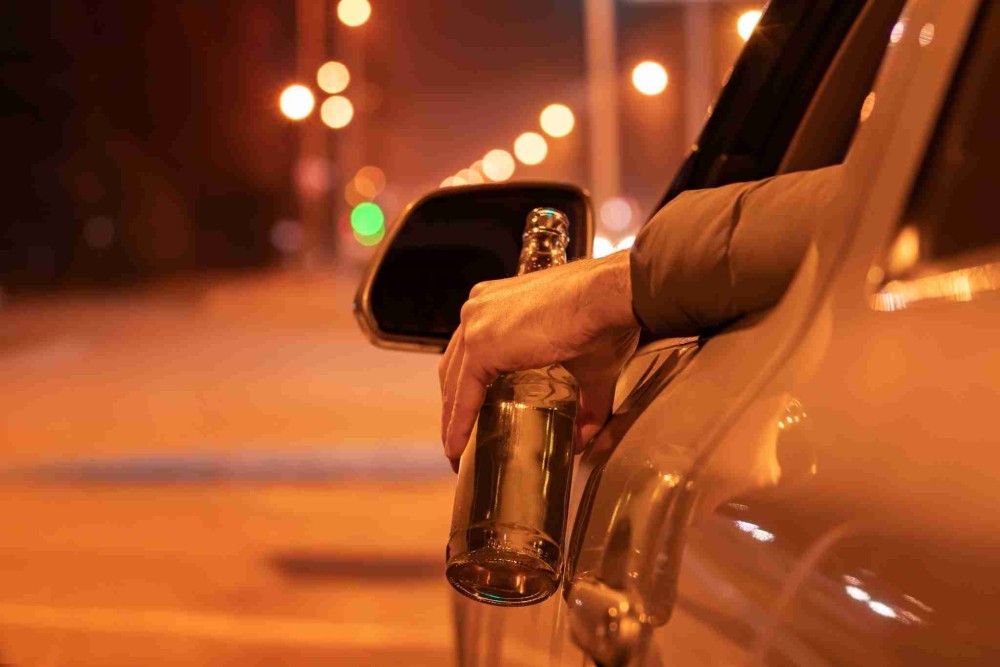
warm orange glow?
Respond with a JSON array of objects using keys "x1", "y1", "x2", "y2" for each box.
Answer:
[
  {"x1": 279, "y1": 85, "x2": 315, "y2": 120},
  {"x1": 871, "y1": 262, "x2": 1000, "y2": 311},
  {"x1": 593, "y1": 236, "x2": 614, "y2": 259},
  {"x1": 320, "y1": 96, "x2": 354, "y2": 129},
  {"x1": 316, "y1": 61, "x2": 350, "y2": 94},
  {"x1": 344, "y1": 180, "x2": 367, "y2": 206},
  {"x1": 337, "y1": 0, "x2": 371, "y2": 27},
  {"x1": 513, "y1": 132, "x2": 548, "y2": 165},
  {"x1": 919, "y1": 23, "x2": 935, "y2": 47},
  {"x1": 456, "y1": 168, "x2": 483, "y2": 185},
  {"x1": 737, "y1": 10, "x2": 762, "y2": 42},
  {"x1": 441, "y1": 176, "x2": 469, "y2": 188},
  {"x1": 859, "y1": 92, "x2": 876, "y2": 123},
  {"x1": 354, "y1": 166, "x2": 386, "y2": 198},
  {"x1": 482, "y1": 149, "x2": 515, "y2": 181},
  {"x1": 540, "y1": 104, "x2": 575, "y2": 138},
  {"x1": 632, "y1": 61, "x2": 668, "y2": 96},
  {"x1": 888, "y1": 225, "x2": 920, "y2": 275}
]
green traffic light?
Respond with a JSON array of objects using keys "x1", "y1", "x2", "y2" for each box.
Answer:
[{"x1": 351, "y1": 202, "x2": 384, "y2": 236}]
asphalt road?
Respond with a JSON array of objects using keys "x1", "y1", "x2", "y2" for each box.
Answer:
[{"x1": 0, "y1": 269, "x2": 459, "y2": 665}]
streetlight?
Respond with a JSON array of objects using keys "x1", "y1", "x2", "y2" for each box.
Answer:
[
  {"x1": 317, "y1": 61, "x2": 350, "y2": 94},
  {"x1": 320, "y1": 96, "x2": 354, "y2": 129},
  {"x1": 631, "y1": 61, "x2": 668, "y2": 96},
  {"x1": 737, "y1": 10, "x2": 762, "y2": 42},
  {"x1": 514, "y1": 132, "x2": 548, "y2": 165},
  {"x1": 337, "y1": 0, "x2": 371, "y2": 28},
  {"x1": 540, "y1": 104, "x2": 575, "y2": 138},
  {"x1": 482, "y1": 149, "x2": 515, "y2": 181},
  {"x1": 279, "y1": 84, "x2": 315, "y2": 120}
]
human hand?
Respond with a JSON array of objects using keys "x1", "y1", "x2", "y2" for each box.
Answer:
[{"x1": 439, "y1": 250, "x2": 639, "y2": 469}]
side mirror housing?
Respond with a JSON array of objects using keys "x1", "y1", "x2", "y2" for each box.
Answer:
[{"x1": 354, "y1": 182, "x2": 593, "y2": 352}]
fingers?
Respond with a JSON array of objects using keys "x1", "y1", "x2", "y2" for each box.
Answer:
[
  {"x1": 441, "y1": 347, "x2": 466, "y2": 444},
  {"x1": 574, "y1": 374, "x2": 617, "y2": 452},
  {"x1": 566, "y1": 351, "x2": 627, "y2": 453},
  {"x1": 439, "y1": 323, "x2": 462, "y2": 391},
  {"x1": 439, "y1": 325, "x2": 464, "y2": 441},
  {"x1": 444, "y1": 355, "x2": 490, "y2": 461}
]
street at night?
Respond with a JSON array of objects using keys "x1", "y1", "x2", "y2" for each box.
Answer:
[{"x1": 3, "y1": 0, "x2": 999, "y2": 664}]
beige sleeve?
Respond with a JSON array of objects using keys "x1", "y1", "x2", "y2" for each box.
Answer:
[{"x1": 629, "y1": 165, "x2": 842, "y2": 336}]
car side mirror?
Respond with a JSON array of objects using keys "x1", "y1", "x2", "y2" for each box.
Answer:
[{"x1": 354, "y1": 182, "x2": 593, "y2": 352}]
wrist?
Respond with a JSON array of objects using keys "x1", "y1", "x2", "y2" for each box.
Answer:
[{"x1": 590, "y1": 250, "x2": 638, "y2": 331}]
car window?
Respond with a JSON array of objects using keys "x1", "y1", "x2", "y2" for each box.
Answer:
[
  {"x1": 888, "y1": 0, "x2": 999, "y2": 277},
  {"x1": 654, "y1": 0, "x2": 870, "y2": 212}
]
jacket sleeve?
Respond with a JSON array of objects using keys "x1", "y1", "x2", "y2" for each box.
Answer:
[{"x1": 629, "y1": 165, "x2": 842, "y2": 336}]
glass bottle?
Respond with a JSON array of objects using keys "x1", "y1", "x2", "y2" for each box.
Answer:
[{"x1": 446, "y1": 207, "x2": 579, "y2": 606}]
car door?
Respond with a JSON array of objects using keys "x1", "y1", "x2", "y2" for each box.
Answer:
[{"x1": 564, "y1": 0, "x2": 998, "y2": 665}]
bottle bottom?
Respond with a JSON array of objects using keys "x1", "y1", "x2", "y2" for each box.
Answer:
[{"x1": 446, "y1": 523, "x2": 561, "y2": 607}]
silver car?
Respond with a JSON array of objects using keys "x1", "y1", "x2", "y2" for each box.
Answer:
[{"x1": 358, "y1": 0, "x2": 1000, "y2": 664}]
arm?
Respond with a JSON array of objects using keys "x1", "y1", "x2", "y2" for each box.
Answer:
[
  {"x1": 440, "y1": 165, "x2": 842, "y2": 465},
  {"x1": 631, "y1": 164, "x2": 841, "y2": 334}
]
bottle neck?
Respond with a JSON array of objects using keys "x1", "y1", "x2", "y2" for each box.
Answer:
[
  {"x1": 517, "y1": 207, "x2": 571, "y2": 275},
  {"x1": 517, "y1": 232, "x2": 568, "y2": 275}
]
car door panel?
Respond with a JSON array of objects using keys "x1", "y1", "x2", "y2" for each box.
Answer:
[{"x1": 563, "y1": 0, "x2": 992, "y2": 665}]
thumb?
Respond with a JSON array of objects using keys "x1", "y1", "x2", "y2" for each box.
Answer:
[{"x1": 571, "y1": 368, "x2": 618, "y2": 452}]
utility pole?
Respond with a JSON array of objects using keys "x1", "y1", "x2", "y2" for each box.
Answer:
[
  {"x1": 296, "y1": 0, "x2": 327, "y2": 261},
  {"x1": 583, "y1": 0, "x2": 621, "y2": 213}
]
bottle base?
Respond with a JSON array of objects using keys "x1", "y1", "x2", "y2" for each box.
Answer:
[{"x1": 446, "y1": 524, "x2": 561, "y2": 607}]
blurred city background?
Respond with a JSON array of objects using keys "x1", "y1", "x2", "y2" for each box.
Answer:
[{"x1": 1, "y1": 0, "x2": 760, "y2": 663}]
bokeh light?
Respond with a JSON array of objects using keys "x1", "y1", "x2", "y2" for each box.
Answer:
[
  {"x1": 456, "y1": 168, "x2": 484, "y2": 185},
  {"x1": 737, "y1": 10, "x2": 762, "y2": 42},
  {"x1": 337, "y1": 0, "x2": 371, "y2": 27},
  {"x1": 317, "y1": 61, "x2": 350, "y2": 94},
  {"x1": 632, "y1": 61, "x2": 668, "y2": 96},
  {"x1": 599, "y1": 197, "x2": 634, "y2": 231},
  {"x1": 616, "y1": 235, "x2": 636, "y2": 251},
  {"x1": 354, "y1": 226, "x2": 385, "y2": 247},
  {"x1": 918, "y1": 23, "x2": 935, "y2": 46},
  {"x1": 514, "y1": 132, "x2": 548, "y2": 165},
  {"x1": 279, "y1": 84, "x2": 315, "y2": 120},
  {"x1": 890, "y1": 21, "x2": 905, "y2": 44},
  {"x1": 354, "y1": 165, "x2": 386, "y2": 198},
  {"x1": 351, "y1": 201, "x2": 384, "y2": 236},
  {"x1": 540, "y1": 104, "x2": 575, "y2": 138},
  {"x1": 270, "y1": 219, "x2": 303, "y2": 254},
  {"x1": 889, "y1": 225, "x2": 920, "y2": 274},
  {"x1": 593, "y1": 236, "x2": 615, "y2": 259},
  {"x1": 344, "y1": 179, "x2": 367, "y2": 206},
  {"x1": 320, "y1": 95, "x2": 354, "y2": 129},
  {"x1": 482, "y1": 149, "x2": 515, "y2": 181},
  {"x1": 859, "y1": 92, "x2": 876, "y2": 123}
]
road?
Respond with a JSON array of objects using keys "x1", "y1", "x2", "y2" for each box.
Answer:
[{"x1": 0, "y1": 269, "x2": 459, "y2": 666}]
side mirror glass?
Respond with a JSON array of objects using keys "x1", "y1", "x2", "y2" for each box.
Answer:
[{"x1": 355, "y1": 182, "x2": 592, "y2": 352}]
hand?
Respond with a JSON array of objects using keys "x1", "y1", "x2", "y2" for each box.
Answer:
[{"x1": 439, "y1": 250, "x2": 639, "y2": 469}]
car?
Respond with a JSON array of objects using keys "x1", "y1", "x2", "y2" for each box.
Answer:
[{"x1": 356, "y1": 0, "x2": 1000, "y2": 664}]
